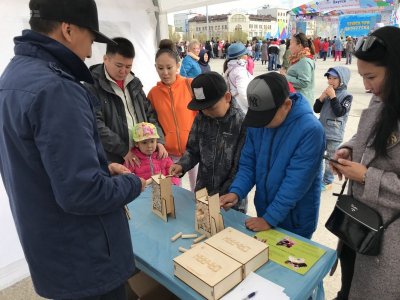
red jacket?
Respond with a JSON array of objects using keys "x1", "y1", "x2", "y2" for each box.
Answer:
[{"x1": 124, "y1": 148, "x2": 180, "y2": 185}]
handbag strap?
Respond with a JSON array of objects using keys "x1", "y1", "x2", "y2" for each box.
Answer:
[
  {"x1": 332, "y1": 180, "x2": 348, "y2": 197},
  {"x1": 335, "y1": 180, "x2": 400, "y2": 230}
]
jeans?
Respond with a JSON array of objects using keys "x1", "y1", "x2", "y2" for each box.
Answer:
[
  {"x1": 323, "y1": 139, "x2": 341, "y2": 184},
  {"x1": 346, "y1": 52, "x2": 352, "y2": 64},
  {"x1": 268, "y1": 53, "x2": 278, "y2": 70}
]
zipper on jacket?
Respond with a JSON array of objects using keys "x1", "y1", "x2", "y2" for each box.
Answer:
[
  {"x1": 211, "y1": 120, "x2": 220, "y2": 188},
  {"x1": 168, "y1": 86, "x2": 183, "y2": 155},
  {"x1": 149, "y1": 155, "x2": 155, "y2": 175},
  {"x1": 122, "y1": 90, "x2": 136, "y2": 127}
]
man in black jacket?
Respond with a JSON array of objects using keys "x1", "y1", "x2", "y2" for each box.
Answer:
[{"x1": 86, "y1": 37, "x2": 166, "y2": 167}]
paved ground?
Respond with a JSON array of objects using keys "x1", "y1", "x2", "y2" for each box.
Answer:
[{"x1": 0, "y1": 55, "x2": 370, "y2": 300}]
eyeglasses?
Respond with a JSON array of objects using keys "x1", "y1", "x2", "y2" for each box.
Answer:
[{"x1": 355, "y1": 35, "x2": 385, "y2": 52}]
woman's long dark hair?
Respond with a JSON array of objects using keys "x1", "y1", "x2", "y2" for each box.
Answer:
[{"x1": 354, "y1": 26, "x2": 400, "y2": 157}]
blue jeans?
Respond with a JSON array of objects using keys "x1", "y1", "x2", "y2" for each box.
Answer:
[
  {"x1": 323, "y1": 139, "x2": 341, "y2": 185},
  {"x1": 268, "y1": 53, "x2": 278, "y2": 70}
]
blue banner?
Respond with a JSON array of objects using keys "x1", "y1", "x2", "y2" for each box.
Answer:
[
  {"x1": 339, "y1": 14, "x2": 381, "y2": 37},
  {"x1": 296, "y1": 21, "x2": 307, "y2": 34}
]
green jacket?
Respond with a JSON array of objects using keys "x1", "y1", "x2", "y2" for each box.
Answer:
[{"x1": 286, "y1": 57, "x2": 315, "y2": 107}]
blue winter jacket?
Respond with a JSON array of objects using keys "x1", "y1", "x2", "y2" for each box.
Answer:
[
  {"x1": 180, "y1": 54, "x2": 202, "y2": 78},
  {"x1": 0, "y1": 30, "x2": 142, "y2": 299},
  {"x1": 230, "y1": 93, "x2": 325, "y2": 238}
]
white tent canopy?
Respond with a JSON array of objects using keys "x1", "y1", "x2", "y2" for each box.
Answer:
[{"x1": 0, "y1": 0, "x2": 238, "y2": 291}]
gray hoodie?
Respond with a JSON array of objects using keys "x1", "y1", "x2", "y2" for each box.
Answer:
[{"x1": 313, "y1": 66, "x2": 352, "y2": 141}]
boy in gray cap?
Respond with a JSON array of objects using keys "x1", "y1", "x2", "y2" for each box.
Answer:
[
  {"x1": 0, "y1": 0, "x2": 145, "y2": 299},
  {"x1": 220, "y1": 72, "x2": 325, "y2": 239},
  {"x1": 170, "y1": 71, "x2": 247, "y2": 212}
]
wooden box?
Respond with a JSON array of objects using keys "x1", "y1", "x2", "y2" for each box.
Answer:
[
  {"x1": 173, "y1": 243, "x2": 242, "y2": 300},
  {"x1": 205, "y1": 227, "x2": 269, "y2": 277}
]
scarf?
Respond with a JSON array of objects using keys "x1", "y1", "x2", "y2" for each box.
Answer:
[
  {"x1": 187, "y1": 51, "x2": 200, "y2": 61},
  {"x1": 289, "y1": 47, "x2": 312, "y2": 65}
]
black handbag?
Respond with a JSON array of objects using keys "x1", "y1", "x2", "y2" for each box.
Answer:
[{"x1": 325, "y1": 180, "x2": 400, "y2": 256}]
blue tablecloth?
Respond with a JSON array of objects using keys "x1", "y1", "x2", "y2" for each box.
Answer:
[{"x1": 128, "y1": 186, "x2": 336, "y2": 300}]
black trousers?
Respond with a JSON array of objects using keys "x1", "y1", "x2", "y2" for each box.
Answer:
[
  {"x1": 336, "y1": 242, "x2": 356, "y2": 300},
  {"x1": 57, "y1": 283, "x2": 127, "y2": 300}
]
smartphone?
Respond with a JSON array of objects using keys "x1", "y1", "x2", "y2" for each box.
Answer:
[{"x1": 323, "y1": 155, "x2": 342, "y2": 165}]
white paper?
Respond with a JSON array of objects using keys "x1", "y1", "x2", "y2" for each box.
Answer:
[{"x1": 221, "y1": 272, "x2": 289, "y2": 300}]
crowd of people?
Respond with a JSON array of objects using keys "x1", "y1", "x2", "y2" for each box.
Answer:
[{"x1": 0, "y1": 1, "x2": 399, "y2": 299}]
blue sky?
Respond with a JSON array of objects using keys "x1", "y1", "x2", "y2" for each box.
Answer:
[{"x1": 168, "y1": 0, "x2": 307, "y2": 24}]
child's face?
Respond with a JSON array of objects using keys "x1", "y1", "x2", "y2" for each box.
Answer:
[
  {"x1": 327, "y1": 75, "x2": 340, "y2": 89},
  {"x1": 136, "y1": 138, "x2": 157, "y2": 156},
  {"x1": 202, "y1": 94, "x2": 231, "y2": 118}
]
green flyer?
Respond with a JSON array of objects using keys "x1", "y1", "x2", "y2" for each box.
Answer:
[{"x1": 255, "y1": 229, "x2": 326, "y2": 275}]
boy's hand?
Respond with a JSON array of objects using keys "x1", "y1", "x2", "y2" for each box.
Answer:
[
  {"x1": 325, "y1": 86, "x2": 336, "y2": 99},
  {"x1": 169, "y1": 164, "x2": 183, "y2": 177},
  {"x1": 245, "y1": 217, "x2": 271, "y2": 232},
  {"x1": 124, "y1": 151, "x2": 140, "y2": 167},
  {"x1": 220, "y1": 193, "x2": 238, "y2": 211},
  {"x1": 157, "y1": 143, "x2": 168, "y2": 159},
  {"x1": 319, "y1": 91, "x2": 327, "y2": 101}
]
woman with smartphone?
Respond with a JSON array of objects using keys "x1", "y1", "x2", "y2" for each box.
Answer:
[{"x1": 331, "y1": 26, "x2": 400, "y2": 300}]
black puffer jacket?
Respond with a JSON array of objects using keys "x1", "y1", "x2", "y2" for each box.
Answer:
[
  {"x1": 178, "y1": 102, "x2": 246, "y2": 197},
  {"x1": 86, "y1": 64, "x2": 164, "y2": 163}
]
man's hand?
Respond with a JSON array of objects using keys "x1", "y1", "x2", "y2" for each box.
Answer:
[
  {"x1": 124, "y1": 151, "x2": 140, "y2": 168},
  {"x1": 169, "y1": 164, "x2": 183, "y2": 177},
  {"x1": 157, "y1": 143, "x2": 168, "y2": 159},
  {"x1": 245, "y1": 217, "x2": 271, "y2": 232},
  {"x1": 108, "y1": 163, "x2": 131, "y2": 176},
  {"x1": 219, "y1": 193, "x2": 238, "y2": 211},
  {"x1": 139, "y1": 177, "x2": 147, "y2": 192}
]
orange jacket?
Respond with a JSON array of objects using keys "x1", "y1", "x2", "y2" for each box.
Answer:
[{"x1": 147, "y1": 75, "x2": 197, "y2": 157}]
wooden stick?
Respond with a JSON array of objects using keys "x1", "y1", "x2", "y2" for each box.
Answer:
[
  {"x1": 145, "y1": 178, "x2": 153, "y2": 186},
  {"x1": 193, "y1": 234, "x2": 207, "y2": 244},
  {"x1": 171, "y1": 232, "x2": 183, "y2": 242},
  {"x1": 178, "y1": 246, "x2": 188, "y2": 253},
  {"x1": 181, "y1": 234, "x2": 198, "y2": 239}
]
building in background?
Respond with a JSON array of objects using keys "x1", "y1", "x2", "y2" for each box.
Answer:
[
  {"x1": 187, "y1": 13, "x2": 276, "y2": 42},
  {"x1": 174, "y1": 13, "x2": 190, "y2": 33}
]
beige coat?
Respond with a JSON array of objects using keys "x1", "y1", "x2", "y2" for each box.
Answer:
[{"x1": 341, "y1": 97, "x2": 400, "y2": 299}]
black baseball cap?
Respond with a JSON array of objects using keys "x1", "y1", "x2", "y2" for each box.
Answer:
[
  {"x1": 243, "y1": 73, "x2": 289, "y2": 127},
  {"x1": 29, "y1": 0, "x2": 114, "y2": 44},
  {"x1": 187, "y1": 71, "x2": 228, "y2": 111}
]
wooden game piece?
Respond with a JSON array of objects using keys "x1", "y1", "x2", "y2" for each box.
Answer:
[
  {"x1": 171, "y1": 232, "x2": 183, "y2": 242},
  {"x1": 151, "y1": 174, "x2": 176, "y2": 222},
  {"x1": 182, "y1": 234, "x2": 198, "y2": 239},
  {"x1": 194, "y1": 188, "x2": 224, "y2": 237},
  {"x1": 193, "y1": 234, "x2": 207, "y2": 244},
  {"x1": 178, "y1": 246, "x2": 188, "y2": 253}
]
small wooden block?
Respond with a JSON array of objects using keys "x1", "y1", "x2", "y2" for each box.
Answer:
[
  {"x1": 171, "y1": 232, "x2": 183, "y2": 242},
  {"x1": 178, "y1": 246, "x2": 188, "y2": 253},
  {"x1": 193, "y1": 234, "x2": 207, "y2": 244},
  {"x1": 182, "y1": 234, "x2": 198, "y2": 239}
]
